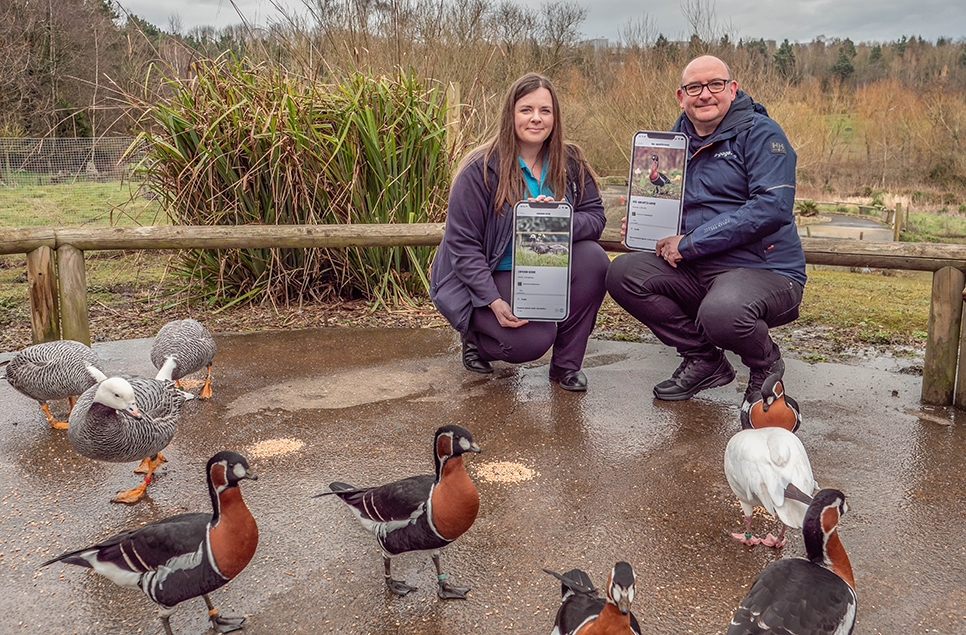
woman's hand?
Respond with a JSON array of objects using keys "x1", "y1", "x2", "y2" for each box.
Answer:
[{"x1": 489, "y1": 298, "x2": 528, "y2": 328}]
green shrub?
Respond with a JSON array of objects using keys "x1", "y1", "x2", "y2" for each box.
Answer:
[
  {"x1": 138, "y1": 57, "x2": 451, "y2": 309},
  {"x1": 795, "y1": 199, "x2": 820, "y2": 216}
]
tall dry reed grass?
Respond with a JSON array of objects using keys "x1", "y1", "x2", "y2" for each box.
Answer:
[{"x1": 137, "y1": 58, "x2": 451, "y2": 308}]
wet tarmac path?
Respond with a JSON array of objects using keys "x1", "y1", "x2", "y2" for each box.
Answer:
[
  {"x1": 798, "y1": 213, "x2": 894, "y2": 242},
  {"x1": 1, "y1": 328, "x2": 965, "y2": 634}
]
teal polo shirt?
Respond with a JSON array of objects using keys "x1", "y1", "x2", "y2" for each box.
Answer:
[{"x1": 496, "y1": 158, "x2": 553, "y2": 271}]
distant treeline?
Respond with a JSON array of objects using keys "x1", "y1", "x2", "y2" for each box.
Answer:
[{"x1": 2, "y1": 0, "x2": 964, "y2": 199}]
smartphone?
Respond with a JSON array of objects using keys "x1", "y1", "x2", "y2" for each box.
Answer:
[
  {"x1": 624, "y1": 131, "x2": 689, "y2": 251},
  {"x1": 511, "y1": 200, "x2": 573, "y2": 321}
]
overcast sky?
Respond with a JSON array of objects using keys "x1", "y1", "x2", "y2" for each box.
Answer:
[{"x1": 116, "y1": 0, "x2": 966, "y2": 45}]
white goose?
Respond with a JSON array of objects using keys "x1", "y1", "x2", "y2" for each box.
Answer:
[
  {"x1": 67, "y1": 359, "x2": 193, "y2": 504},
  {"x1": 724, "y1": 426, "x2": 818, "y2": 548},
  {"x1": 150, "y1": 318, "x2": 216, "y2": 399},
  {"x1": 4, "y1": 340, "x2": 106, "y2": 429}
]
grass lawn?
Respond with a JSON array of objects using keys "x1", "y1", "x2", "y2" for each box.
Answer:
[
  {"x1": 902, "y1": 210, "x2": 966, "y2": 244},
  {"x1": 0, "y1": 181, "x2": 166, "y2": 227},
  {"x1": 797, "y1": 268, "x2": 930, "y2": 343},
  {"x1": 0, "y1": 250, "x2": 175, "y2": 334}
]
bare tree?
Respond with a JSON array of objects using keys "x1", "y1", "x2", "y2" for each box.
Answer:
[
  {"x1": 167, "y1": 13, "x2": 183, "y2": 36},
  {"x1": 538, "y1": 0, "x2": 587, "y2": 71},
  {"x1": 680, "y1": 0, "x2": 735, "y2": 54},
  {"x1": 0, "y1": 1, "x2": 38, "y2": 134},
  {"x1": 490, "y1": 1, "x2": 538, "y2": 81},
  {"x1": 619, "y1": 12, "x2": 657, "y2": 51}
]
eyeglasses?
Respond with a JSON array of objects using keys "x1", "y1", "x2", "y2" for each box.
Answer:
[{"x1": 680, "y1": 78, "x2": 731, "y2": 97}]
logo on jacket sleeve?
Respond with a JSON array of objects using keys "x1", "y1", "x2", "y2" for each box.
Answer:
[{"x1": 770, "y1": 140, "x2": 786, "y2": 154}]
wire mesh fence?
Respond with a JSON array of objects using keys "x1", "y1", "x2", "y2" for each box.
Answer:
[
  {"x1": 0, "y1": 137, "x2": 164, "y2": 227},
  {"x1": 0, "y1": 137, "x2": 145, "y2": 187}
]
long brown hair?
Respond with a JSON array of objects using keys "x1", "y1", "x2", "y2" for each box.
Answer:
[{"x1": 457, "y1": 73, "x2": 596, "y2": 213}]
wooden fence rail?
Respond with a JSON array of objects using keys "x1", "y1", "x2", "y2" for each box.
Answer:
[{"x1": 6, "y1": 224, "x2": 966, "y2": 408}]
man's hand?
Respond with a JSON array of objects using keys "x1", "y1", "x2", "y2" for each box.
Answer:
[
  {"x1": 489, "y1": 298, "x2": 528, "y2": 328},
  {"x1": 656, "y1": 235, "x2": 684, "y2": 268}
]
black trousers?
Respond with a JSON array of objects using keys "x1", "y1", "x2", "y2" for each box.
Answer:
[
  {"x1": 468, "y1": 240, "x2": 609, "y2": 372},
  {"x1": 605, "y1": 251, "x2": 803, "y2": 371}
]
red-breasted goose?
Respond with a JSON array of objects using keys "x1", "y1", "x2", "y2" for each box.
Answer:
[
  {"x1": 544, "y1": 562, "x2": 642, "y2": 635},
  {"x1": 318, "y1": 424, "x2": 481, "y2": 599},
  {"x1": 726, "y1": 488, "x2": 856, "y2": 635},
  {"x1": 42, "y1": 451, "x2": 258, "y2": 635}
]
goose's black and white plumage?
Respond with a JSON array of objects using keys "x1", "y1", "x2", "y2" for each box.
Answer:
[
  {"x1": 726, "y1": 488, "x2": 856, "y2": 635},
  {"x1": 544, "y1": 562, "x2": 642, "y2": 635},
  {"x1": 42, "y1": 451, "x2": 258, "y2": 635},
  {"x1": 4, "y1": 340, "x2": 106, "y2": 429},
  {"x1": 150, "y1": 318, "x2": 217, "y2": 399},
  {"x1": 724, "y1": 426, "x2": 817, "y2": 548},
  {"x1": 67, "y1": 362, "x2": 193, "y2": 504},
  {"x1": 318, "y1": 424, "x2": 481, "y2": 598}
]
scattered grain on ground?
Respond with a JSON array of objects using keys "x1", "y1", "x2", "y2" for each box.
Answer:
[
  {"x1": 474, "y1": 461, "x2": 538, "y2": 483},
  {"x1": 247, "y1": 437, "x2": 306, "y2": 459}
]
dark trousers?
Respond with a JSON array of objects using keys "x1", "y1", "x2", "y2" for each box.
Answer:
[
  {"x1": 605, "y1": 251, "x2": 803, "y2": 371},
  {"x1": 469, "y1": 240, "x2": 609, "y2": 372}
]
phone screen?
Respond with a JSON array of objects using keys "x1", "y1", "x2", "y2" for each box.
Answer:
[
  {"x1": 624, "y1": 131, "x2": 689, "y2": 251},
  {"x1": 511, "y1": 201, "x2": 573, "y2": 322}
]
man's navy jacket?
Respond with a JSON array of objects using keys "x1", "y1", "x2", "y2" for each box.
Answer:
[{"x1": 672, "y1": 89, "x2": 806, "y2": 286}]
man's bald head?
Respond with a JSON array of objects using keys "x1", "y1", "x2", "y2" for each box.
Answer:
[{"x1": 681, "y1": 55, "x2": 731, "y2": 84}]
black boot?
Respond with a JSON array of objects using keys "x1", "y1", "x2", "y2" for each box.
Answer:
[
  {"x1": 653, "y1": 352, "x2": 735, "y2": 401},
  {"x1": 549, "y1": 365, "x2": 588, "y2": 392},
  {"x1": 461, "y1": 335, "x2": 492, "y2": 374}
]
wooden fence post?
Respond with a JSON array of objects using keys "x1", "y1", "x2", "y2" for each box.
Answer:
[
  {"x1": 893, "y1": 202, "x2": 903, "y2": 242},
  {"x1": 923, "y1": 266, "x2": 965, "y2": 405},
  {"x1": 445, "y1": 82, "x2": 460, "y2": 154},
  {"x1": 56, "y1": 244, "x2": 90, "y2": 346},
  {"x1": 26, "y1": 246, "x2": 60, "y2": 343},
  {"x1": 956, "y1": 301, "x2": 966, "y2": 407}
]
